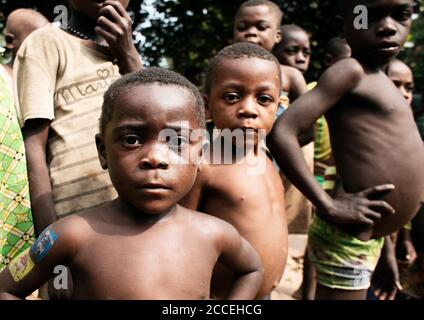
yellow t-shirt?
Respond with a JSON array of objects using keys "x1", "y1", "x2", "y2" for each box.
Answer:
[{"x1": 14, "y1": 25, "x2": 120, "y2": 217}]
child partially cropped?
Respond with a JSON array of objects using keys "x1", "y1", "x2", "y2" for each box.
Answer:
[{"x1": 268, "y1": 0, "x2": 424, "y2": 300}]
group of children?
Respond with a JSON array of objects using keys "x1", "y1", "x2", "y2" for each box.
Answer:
[{"x1": 0, "y1": 0, "x2": 423, "y2": 300}]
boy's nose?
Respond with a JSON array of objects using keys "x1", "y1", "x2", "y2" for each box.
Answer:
[
  {"x1": 238, "y1": 100, "x2": 259, "y2": 118},
  {"x1": 376, "y1": 17, "x2": 397, "y2": 36},
  {"x1": 140, "y1": 144, "x2": 169, "y2": 170},
  {"x1": 246, "y1": 26, "x2": 258, "y2": 37},
  {"x1": 296, "y1": 52, "x2": 306, "y2": 63}
]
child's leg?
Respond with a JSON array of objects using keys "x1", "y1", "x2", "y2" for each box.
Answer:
[
  {"x1": 302, "y1": 246, "x2": 317, "y2": 300},
  {"x1": 316, "y1": 284, "x2": 367, "y2": 300}
]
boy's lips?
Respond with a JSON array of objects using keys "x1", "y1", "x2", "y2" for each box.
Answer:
[
  {"x1": 139, "y1": 182, "x2": 171, "y2": 190},
  {"x1": 375, "y1": 41, "x2": 400, "y2": 53}
]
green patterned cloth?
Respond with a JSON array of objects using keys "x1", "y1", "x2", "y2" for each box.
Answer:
[
  {"x1": 308, "y1": 216, "x2": 384, "y2": 290},
  {"x1": 0, "y1": 69, "x2": 35, "y2": 271}
]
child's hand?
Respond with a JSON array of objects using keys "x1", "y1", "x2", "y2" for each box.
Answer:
[
  {"x1": 95, "y1": 0, "x2": 142, "y2": 73},
  {"x1": 397, "y1": 238, "x2": 417, "y2": 268},
  {"x1": 326, "y1": 184, "x2": 395, "y2": 227},
  {"x1": 371, "y1": 237, "x2": 403, "y2": 300}
]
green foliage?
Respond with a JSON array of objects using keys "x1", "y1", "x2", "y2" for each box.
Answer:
[{"x1": 0, "y1": 0, "x2": 422, "y2": 90}]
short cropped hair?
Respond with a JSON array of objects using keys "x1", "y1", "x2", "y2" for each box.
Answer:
[
  {"x1": 280, "y1": 24, "x2": 307, "y2": 38},
  {"x1": 235, "y1": 0, "x2": 283, "y2": 26},
  {"x1": 326, "y1": 37, "x2": 349, "y2": 57},
  {"x1": 100, "y1": 67, "x2": 206, "y2": 134},
  {"x1": 205, "y1": 42, "x2": 281, "y2": 94}
]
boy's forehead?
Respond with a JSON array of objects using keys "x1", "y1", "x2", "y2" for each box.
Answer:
[
  {"x1": 113, "y1": 84, "x2": 198, "y2": 122},
  {"x1": 344, "y1": 0, "x2": 414, "y2": 11},
  {"x1": 216, "y1": 57, "x2": 280, "y2": 86},
  {"x1": 236, "y1": 5, "x2": 279, "y2": 24},
  {"x1": 284, "y1": 31, "x2": 309, "y2": 44}
]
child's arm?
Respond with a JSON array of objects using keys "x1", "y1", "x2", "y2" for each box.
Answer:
[
  {"x1": 217, "y1": 223, "x2": 262, "y2": 300},
  {"x1": 396, "y1": 226, "x2": 417, "y2": 267},
  {"x1": 96, "y1": 0, "x2": 143, "y2": 74},
  {"x1": 285, "y1": 65, "x2": 308, "y2": 101},
  {"x1": 0, "y1": 219, "x2": 77, "y2": 300},
  {"x1": 269, "y1": 58, "x2": 395, "y2": 228},
  {"x1": 371, "y1": 236, "x2": 402, "y2": 300},
  {"x1": 22, "y1": 119, "x2": 57, "y2": 236}
]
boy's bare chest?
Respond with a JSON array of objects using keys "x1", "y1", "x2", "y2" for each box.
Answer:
[
  {"x1": 205, "y1": 161, "x2": 284, "y2": 212},
  {"x1": 71, "y1": 230, "x2": 215, "y2": 299}
]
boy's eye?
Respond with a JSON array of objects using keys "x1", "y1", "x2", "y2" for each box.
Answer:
[
  {"x1": 236, "y1": 23, "x2": 247, "y2": 31},
  {"x1": 223, "y1": 93, "x2": 241, "y2": 103},
  {"x1": 167, "y1": 136, "x2": 189, "y2": 149},
  {"x1": 304, "y1": 49, "x2": 311, "y2": 57},
  {"x1": 405, "y1": 85, "x2": 414, "y2": 93},
  {"x1": 257, "y1": 95, "x2": 273, "y2": 105},
  {"x1": 121, "y1": 135, "x2": 142, "y2": 146},
  {"x1": 257, "y1": 23, "x2": 269, "y2": 31},
  {"x1": 394, "y1": 9, "x2": 413, "y2": 22},
  {"x1": 287, "y1": 47, "x2": 298, "y2": 55},
  {"x1": 392, "y1": 80, "x2": 402, "y2": 88}
]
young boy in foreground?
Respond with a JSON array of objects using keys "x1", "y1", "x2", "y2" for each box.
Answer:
[
  {"x1": 268, "y1": 0, "x2": 424, "y2": 299},
  {"x1": 180, "y1": 43, "x2": 287, "y2": 300},
  {"x1": 0, "y1": 68, "x2": 262, "y2": 300}
]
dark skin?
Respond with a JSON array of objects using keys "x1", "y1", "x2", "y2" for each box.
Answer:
[
  {"x1": 180, "y1": 57, "x2": 287, "y2": 299},
  {"x1": 24, "y1": 0, "x2": 142, "y2": 239},
  {"x1": 4, "y1": 9, "x2": 49, "y2": 76},
  {"x1": 233, "y1": 5, "x2": 307, "y2": 102},
  {"x1": 22, "y1": 3, "x2": 143, "y2": 297},
  {"x1": 273, "y1": 30, "x2": 311, "y2": 74},
  {"x1": 387, "y1": 59, "x2": 414, "y2": 106},
  {"x1": 0, "y1": 84, "x2": 262, "y2": 300},
  {"x1": 68, "y1": 0, "x2": 142, "y2": 74},
  {"x1": 268, "y1": 0, "x2": 424, "y2": 299}
]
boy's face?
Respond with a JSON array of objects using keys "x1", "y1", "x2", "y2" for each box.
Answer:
[
  {"x1": 388, "y1": 61, "x2": 414, "y2": 105},
  {"x1": 97, "y1": 84, "x2": 203, "y2": 215},
  {"x1": 70, "y1": 0, "x2": 129, "y2": 20},
  {"x1": 234, "y1": 5, "x2": 282, "y2": 52},
  {"x1": 207, "y1": 57, "x2": 281, "y2": 142},
  {"x1": 325, "y1": 44, "x2": 352, "y2": 68},
  {"x1": 274, "y1": 31, "x2": 311, "y2": 73},
  {"x1": 343, "y1": 0, "x2": 413, "y2": 66}
]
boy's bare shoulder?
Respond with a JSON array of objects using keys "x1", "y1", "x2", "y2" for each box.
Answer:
[
  {"x1": 52, "y1": 203, "x2": 113, "y2": 241},
  {"x1": 317, "y1": 58, "x2": 365, "y2": 93},
  {"x1": 325, "y1": 58, "x2": 365, "y2": 82},
  {"x1": 177, "y1": 205, "x2": 240, "y2": 241}
]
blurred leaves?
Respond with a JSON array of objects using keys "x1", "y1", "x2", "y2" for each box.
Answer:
[{"x1": 0, "y1": 0, "x2": 422, "y2": 91}]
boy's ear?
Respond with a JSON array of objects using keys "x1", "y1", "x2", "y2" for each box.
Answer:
[
  {"x1": 324, "y1": 54, "x2": 332, "y2": 68},
  {"x1": 203, "y1": 94, "x2": 211, "y2": 120},
  {"x1": 5, "y1": 33, "x2": 15, "y2": 50},
  {"x1": 275, "y1": 29, "x2": 282, "y2": 44},
  {"x1": 197, "y1": 140, "x2": 210, "y2": 172},
  {"x1": 95, "y1": 133, "x2": 108, "y2": 170}
]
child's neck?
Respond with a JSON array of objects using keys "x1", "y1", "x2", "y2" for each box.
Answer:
[
  {"x1": 114, "y1": 198, "x2": 177, "y2": 226},
  {"x1": 215, "y1": 139, "x2": 262, "y2": 164},
  {"x1": 355, "y1": 53, "x2": 392, "y2": 72},
  {"x1": 68, "y1": 9, "x2": 104, "y2": 43}
]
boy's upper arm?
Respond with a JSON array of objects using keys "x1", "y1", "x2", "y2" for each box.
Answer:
[
  {"x1": 287, "y1": 66, "x2": 308, "y2": 100},
  {"x1": 282, "y1": 58, "x2": 364, "y2": 134},
  {"x1": 216, "y1": 222, "x2": 261, "y2": 274},
  {"x1": 0, "y1": 218, "x2": 79, "y2": 298}
]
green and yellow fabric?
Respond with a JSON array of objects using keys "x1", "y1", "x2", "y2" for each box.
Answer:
[{"x1": 0, "y1": 68, "x2": 35, "y2": 271}]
